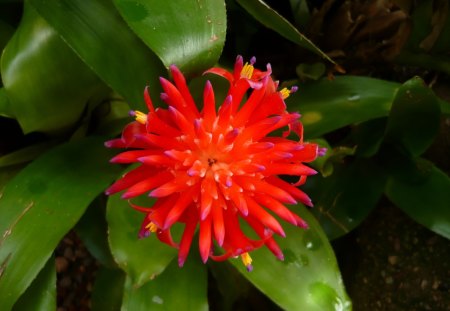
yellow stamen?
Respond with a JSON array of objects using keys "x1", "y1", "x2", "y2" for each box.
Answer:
[
  {"x1": 240, "y1": 62, "x2": 254, "y2": 79},
  {"x1": 145, "y1": 222, "x2": 158, "y2": 233},
  {"x1": 279, "y1": 87, "x2": 291, "y2": 100},
  {"x1": 133, "y1": 110, "x2": 148, "y2": 124},
  {"x1": 241, "y1": 252, "x2": 253, "y2": 271}
]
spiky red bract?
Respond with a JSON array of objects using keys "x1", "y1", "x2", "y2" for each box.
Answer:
[{"x1": 106, "y1": 56, "x2": 319, "y2": 269}]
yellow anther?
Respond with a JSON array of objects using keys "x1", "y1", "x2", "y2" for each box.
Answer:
[
  {"x1": 279, "y1": 87, "x2": 291, "y2": 100},
  {"x1": 133, "y1": 110, "x2": 148, "y2": 125},
  {"x1": 145, "y1": 222, "x2": 158, "y2": 233},
  {"x1": 240, "y1": 62, "x2": 254, "y2": 79},
  {"x1": 241, "y1": 252, "x2": 253, "y2": 271}
]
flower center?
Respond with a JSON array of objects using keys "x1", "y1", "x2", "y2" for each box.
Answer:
[{"x1": 207, "y1": 158, "x2": 217, "y2": 167}]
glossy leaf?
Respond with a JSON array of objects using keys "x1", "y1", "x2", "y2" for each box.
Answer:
[
  {"x1": 113, "y1": 0, "x2": 227, "y2": 76},
  {"x1": 121, "y1": 257, "x2": 208, "y2": 311},
  {"x1": 30, "y1": 0, "x2": 165, "y2": 110},
  {"x1": 0, "y1": 88, "x2": 11, "y2": 118},
  {"x1": 0, "y1": 141, "x2": 60, "y2": 168},
  {"x1": 384, "y1": 76, "x2": 441, "y2": 157},
  {"x1": 290, "y1": 76, "x2": 400, "y2": 138},
  {"x1": 0, "y1": 137, "x2": 122, "y2": 310},
  {"x1": 91, "y1": 267, "x2": 125, "y2": 311},
  {"x1": 75, "y1": 197, "x2": 117, "y2": 268},
  {"x1": 306, "y1": 160, "x2": 387, "y2": 240},
  {"x1": 106, "y1": 193, "x2": 177, "y2": 287},
  {"x1": 0, "y1": 19, "x2": 14, "y2": 85},
  {"x1": 237, "y1": 0, "x2": 335, "y2": 64},
  {"x1": 231, "y1": 205, "x2": 351, "y2": 310},
  {"x1": 385, "y1": 164, "x2": 450, "y2": 239},
  {"x1": 0, "y1": 4, "x2": 102, "y2": 134},
  {"x1": 12, "y1": 257, "x2": 56, "y2": 311},
  {"x1": 351, "y1": 118, "x2": 388, "y2": 158}
]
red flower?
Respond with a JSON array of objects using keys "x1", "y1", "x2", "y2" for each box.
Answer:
[{"x1": 106, "y1": 56, "x2": 319, "y2": 271}]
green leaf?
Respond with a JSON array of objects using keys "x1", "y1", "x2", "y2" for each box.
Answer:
[
  {"x1": 0, "y1": 4, "x2": 103, "y2": 134},
  {"x1": 91, "y1": 267, "x2": 125, "y2": 311},
  {"x1": 0, "y1": 87, "x2": 11, "y2": 117},
  {"x1": 75, "y1": 196, "x2": 117, "y2": 268},
  {"x1": 106, "y1": 193, "x2": 177, "y2": 287},
  {"x1": 121, "y1": 257, "x2": 208, "y2": 311},
  {"x1": 29, "y1": 0, "x2": 165, "y2": 110},
  {"x1": 113, "y1": 0, "x2": 226, "y2": 76},
  {"x1": 306, "y1": 160, "x2": 387, "y2": 240},
  {"x1": 237, "y1": 0, "x2": 335, "y2": 64},
  {"x1": 231, "y1": 205, "x2": 352, "y2": 310},
  {"x1": 12, "y1": 257, "x2": 56, "y2": 311},
  {"x1": 384, "y1": 76, "x2": 441, "y2": 156},
  {"x1": 351, "y1": 118, "x2": 387, "y2": 158},
  {"x1": 290, "y1": 76, "x2": 400, "y2": 138},
  {"x1": 0, "y1": 141, "x2": 61, "y2": 168},
  {"x1": 0, "y1": 137, "x2": 122, "y2": 310},
  {"x1": 385, "y1": 164, "x2": 450, "y2": 239}
]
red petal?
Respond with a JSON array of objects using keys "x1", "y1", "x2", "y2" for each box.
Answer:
[
  {"x1": 110, "y1": 150, "x2": 155, "y2": 164},
  {"x1": 246, "y1": 196, "x2": 285, "y2": 237},
  {"x1": 199, "y1": 214, "x2": 212, "y2": 263},
  {"x1": 121, "y1": 171, "x2": 173, "y2": 199},
  {"x1": 163, "y1": 186, "x2": 198, "y2": 229},
  {"x1": 266, "y1": 176, "x2": 313, "y2": 207},
  {"x1": 105, "y1": 166, "x2": 156, "y2": 195},
  {"x1": 254, "y1": 194, "x2": 298, "y2": 226},
  {"x1": 169, "y1": 65, "x2": 200, "y2": 117},
  {"x1": 202, "y1": 80, "x2": 216, "y2": 131},
  {"x1": 160, "y1": 77, "x2": 198, "y2": 122},
  {"x1": 178, "y1": 220, "x2": 197, "y2": 267}
]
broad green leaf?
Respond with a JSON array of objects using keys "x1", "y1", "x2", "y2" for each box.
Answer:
[
  {"x1": 290, "y1": 76, "x2": 399, "y2": 138},
  {"x1": 385, "y1": 164, "x2": 450, "y2": 239},
  {"x1": 0, "y1": 137, "x2": 122, "y2": 310},
  {"x1": 0, "y1": 88, "x2": 9, "y2": 116},
  {"x1": 0, "y1": 19, "x2": 14, "y2": 85},
  {"x1": 396, "y1": 50, "x2": 450, "y2": 77},
  {"x1": 91, "y1": 267, "x2": 125, "y2": 311},
  {"x1": 385, "y1": 76, "x2": 441, "y2": 156},
  {"x1": 237, "y1": 0, "x2": 335, "y2": 64},
  {"x1": 0, "y1": 4, "x2": 103, "y2": 134},
  {"x1": 122, "y1": 257, "x2": 208, "y2": 311},
  {"x1": 12, "y1": 257, "x2": 56, "y2": 311},
  {"x1": 30, "y1": 0, "x2": 165, "y2": 110},
  {"x1": 306, "y1": 160, "x2": 387, "y2": 240},
  {"x1": 351, "y1": 118, "x2": 387, "y2": 158},
  {"x1": 75, "y1": 196, "x2": 117, "y2": 268},
  {"x1": 231, "y1": 205, "x2": 352, "y2": 310},
  {"x1": 113, "y1": 0, "x2": 227, "y2": 76},
  {"x1": 106, "y1": 193, "x2": 177, "y2": 287},
  {"x1": 0, "y1": 140, "x2": 60, "y2": 168}
]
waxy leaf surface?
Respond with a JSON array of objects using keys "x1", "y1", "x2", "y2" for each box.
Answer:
[
  {"x1": 12, "y1": 258, "x2": 56, "y2": 311},
  {"x1": 231, "y1": 205, "x2": 351, "y2": 310},
  {"x1": 107, "y1": 193, "x2": 177, "y2": 287},
  {"x1": 113, "y1": 0, "x2": 227, "y2": 76},
  {"x1": 122, "y1": 258, "x2": 208, "y2": 311},
  {"x1": 384, "y1": 76, "x2": 441, "y2": 157},
  {"x1": 30, "y1": 0, "x2": 165, "y2": 110},
  {"x1": 306, "y1": 160, "x2": 387, "y2": 240},
  {"x1": 1, "y1": 4, "x2": 102, "y2": 133},
  {"x1": 0, "y1": 137, "x2": 122, "y2": 310},
  {"x1": 386, "y1": 164, "x2": 450, "y2": 239}
]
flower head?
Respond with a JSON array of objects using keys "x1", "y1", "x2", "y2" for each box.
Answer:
[{"x1": 105, "y1": 56, "x2": 319, "y2": 270}]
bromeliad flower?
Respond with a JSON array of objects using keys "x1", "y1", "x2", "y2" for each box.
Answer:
[{"x1": 105, "y1": 56, "x2": 319, "y2": 271}]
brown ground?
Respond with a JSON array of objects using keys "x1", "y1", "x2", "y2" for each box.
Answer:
[{"x1": 336, "y1": 203, "x2": 450, "y2": 311}]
